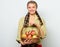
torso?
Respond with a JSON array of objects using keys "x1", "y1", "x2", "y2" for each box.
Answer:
[
  {"x1": 22, "y1": 15, "x2": 39, "y2": 36},
  {"x1": 21, "y1": 15, "x2": 41, "y2": 44},
  {"x1": 22, "y1": 15, "x2": 39, "y2": 34}
]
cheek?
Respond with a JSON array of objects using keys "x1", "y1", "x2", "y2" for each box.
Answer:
[
  {"x1": 28, "y1": 8, "x2": 36, "y2": 12},
  {"x1": 27, "y1": 8, "x2": 31, "y2": 12},
  {"x1": 33, "y1": 8, "x2": 36, "y2": 11}
]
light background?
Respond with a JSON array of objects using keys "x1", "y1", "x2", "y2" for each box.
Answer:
[{"x1": 0, "y1": 0, "x2": 60, "y2": 47}]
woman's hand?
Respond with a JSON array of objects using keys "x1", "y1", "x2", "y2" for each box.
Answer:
[
  {"x1": 23, "y1": 39, "x2": 33, "y2": 44},
  {"x1": 20, "y1": 41, "x2": 25, "y2": 45}
]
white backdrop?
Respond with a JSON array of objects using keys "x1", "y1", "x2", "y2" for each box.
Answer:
[{"x1": 0, "y1": 0, "x2": 60, "y2": 47}]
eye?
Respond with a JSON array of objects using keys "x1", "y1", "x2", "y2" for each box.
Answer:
[
  {"x1": 28, "y1": 7, "x2": 31, "y2": 9},
  {"x1": 32, "y1": 6, "x2": 35, "y2": 8}
]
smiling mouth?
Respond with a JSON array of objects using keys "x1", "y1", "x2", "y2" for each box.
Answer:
[{"x1": 30, "y1": 10, "x2": 34, "y2": 12}]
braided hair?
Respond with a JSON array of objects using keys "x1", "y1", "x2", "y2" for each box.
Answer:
[
  {"x1": 23, "y1": 11, "x2": 43, "y2": 27},
  {"x1": 23, "y1": 1, "x2": 43, "y2": 27}
]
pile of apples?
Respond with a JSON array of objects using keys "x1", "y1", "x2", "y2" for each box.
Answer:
[{"x1": 21, "y1": 30, "x2": 38, "y2": 39}]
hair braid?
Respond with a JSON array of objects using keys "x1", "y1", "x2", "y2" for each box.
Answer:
[
  {"x1": 23, "y1": 11, "x2": 43, "y2": 27},
  {"x1": 35, "y1": 11, "x2": 43, "y2": 25},
  {"x1": 23, "y1": 13, "x2": 29, "y2": 27}
]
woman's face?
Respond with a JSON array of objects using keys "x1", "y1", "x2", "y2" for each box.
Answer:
[{"x1": 27, "y1": 3, "x2": 37, "y2": 15}]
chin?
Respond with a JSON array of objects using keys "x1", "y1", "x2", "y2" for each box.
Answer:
[{"x1": 30, "y1": 12, "x2": 35, "y2": 15}]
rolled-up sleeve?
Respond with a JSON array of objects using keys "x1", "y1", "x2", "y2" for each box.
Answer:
[
  {"x1": 16, "y1": 17, "x2": 24, "y2": 43},
  {"x1": 40, "y1": 18, "x2": 47, "y2": 39},
  {"x1": 35, "y1": 17, "x2": 47, "y2": 39}
]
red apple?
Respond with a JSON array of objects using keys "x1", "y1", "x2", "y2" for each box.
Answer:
[
  {"x1": 31, "y1": 30, "x2": 36, "y2": 35},
  {"x1": 28, "y1": 34, "x2": 32, "y2": 39},
  {"x1": 28, "y1": 31, "x2": 31, "y2": 35},
  {"x1": 25, "y1": 32, "x2": 29, "y2": 36}
]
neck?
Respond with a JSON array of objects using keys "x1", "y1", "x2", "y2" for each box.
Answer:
[{"x1": 30, "y1": 13, "x2": 36, "y2": 16}]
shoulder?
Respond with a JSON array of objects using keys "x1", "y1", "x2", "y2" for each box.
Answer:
[
  {"x1": 19, "y1": 16, "x2": 25, "y2": 21},
  {"x1": 18, "y1": 16, "x2": 25, "y2": 25},
  {"x1": 18, "y1": 16, "x2": 25, "y2": 22}
]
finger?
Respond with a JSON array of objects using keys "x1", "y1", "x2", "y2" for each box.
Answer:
[
  {"x1": 27, "y1": 39, "x2": 30, "y2": 42},
  {"x1": 24, "y1": 40, "x2": 26, "y2": 42},
  {"x1": 24, "y1": 39, "x2": 27, "y2": 42},
  {"x1": 21, "y1": 42, "x2": 25, "y2": 45}
]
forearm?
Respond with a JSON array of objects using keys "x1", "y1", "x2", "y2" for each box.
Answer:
[{"x1": 39, "y1": 28, "x2": 45, "y2": 38}]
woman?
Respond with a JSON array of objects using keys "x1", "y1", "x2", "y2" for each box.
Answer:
[{"x1": 16, "y1": 1, "x2": 46, "y2": 47}]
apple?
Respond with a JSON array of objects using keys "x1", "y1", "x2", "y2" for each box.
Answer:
[
  {"x1": 28, "y1": 34, "x2": 32, "y2": 39},
  {"x1": 25, "y1": 31, "x2": 29, "y2": 36},
  {"x1": 32, "y1": 35, "x2": 37, "y2": 38},
  {"x1": 28, "y1": 31, "x2": 31, "y2": 35},
  {"x1": 31, "y1": 30, "x2": 36, "y2": 35},
  {"x1": 21, "y1": 34, "x2": 27, "y2": 39}
]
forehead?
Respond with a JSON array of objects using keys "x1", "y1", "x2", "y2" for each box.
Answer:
[{"x1": 27, "y1": 3, "x2": 36, "y2": 7}]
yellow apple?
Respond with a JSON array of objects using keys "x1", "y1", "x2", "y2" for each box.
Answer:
[
  {"x1": 32, "y1": 35, "x2": 37, "y2": 38},
  {"x1": 21, "y1": 34, "x2": 27, "y2": 39}
]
